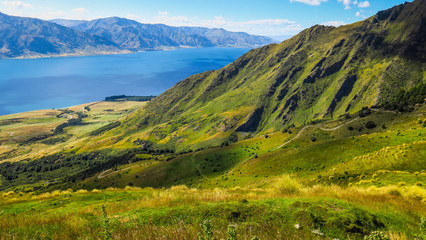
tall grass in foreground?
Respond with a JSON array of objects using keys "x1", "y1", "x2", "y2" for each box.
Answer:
[
  {"x1": 0, "y1": 177, "x2": 425, "y2": 239},
  {"x1": 101, "y1": 205, "x2": 113, "y2": 240}
]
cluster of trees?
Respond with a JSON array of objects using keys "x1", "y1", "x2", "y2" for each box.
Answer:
[
  {"x1": 0, "y1": 148, "x2": 164, "y2": 191},
  {"x1": 384, "y1": 82, "x2": 425, "y2": 111},
  {"x1": 54, "y1": 112, "x2": 87, "y2": 134},
  {"x1": 104, "y1": 95, "x2": 156, "y2": 102}
]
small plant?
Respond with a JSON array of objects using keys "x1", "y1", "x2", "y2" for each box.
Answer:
[
  {"x1": 226, "y1": 224, "x2": 237, "y2": 240},
  {"x1": 420, "y1": 218, "x2": 426, "y2": 240},
  {"x1": 101, "y1": 205, "x2": 113, "y2": 240},
  {"x1": 364, "y1": 231, "x2": 390, "y2": 240},
  {"x1": 198, "y1": 219, "x2": 215, "y2": 240}
]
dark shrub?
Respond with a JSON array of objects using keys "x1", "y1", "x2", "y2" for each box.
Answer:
[{"x1": 365, "y1": 121, "x2": 377, "y2": 129}]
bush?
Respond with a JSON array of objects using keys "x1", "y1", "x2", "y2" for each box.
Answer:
[
  {"x1": 364, "y1": 231, "x2": 389, "y2": 240},
  {"x1": 270, "y1": 175, "x2": 303, "y2": 195},
  {"x1": 365, "y1": 121, "x2": 377, "y2": 129},
  {"x1": 198, "y1": 219, "x2": 214, "y2": 240}
]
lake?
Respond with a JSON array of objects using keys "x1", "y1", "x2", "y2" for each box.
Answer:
[{"x1": 0, "y1": 48, "x2": 250, "y2": 116}]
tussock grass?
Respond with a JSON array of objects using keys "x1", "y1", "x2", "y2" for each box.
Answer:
[
  {"x1": 0, "y1": 183, "x2": 424, "y2": 239},
  {"x1": 269, "y1": 174, "x2": 303, "y2": 195}
]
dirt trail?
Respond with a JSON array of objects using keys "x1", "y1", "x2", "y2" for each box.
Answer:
[
  {"x1": 192, "y1": 116, "x2": 364, "y2": 180},
  {"x1": 97, "y1": 166, "x2": 136, "y2": 179},
  {"x1": 274, "y1": 116, "x2": 360, "y2": 150}
]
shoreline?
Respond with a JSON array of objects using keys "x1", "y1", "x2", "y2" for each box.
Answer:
[
  {"x1": 0, "y1": 45, "x2": 256, "y2": 60},
  {"x1": 0, "y1": 100, "x2": 151, "y2": 118}
]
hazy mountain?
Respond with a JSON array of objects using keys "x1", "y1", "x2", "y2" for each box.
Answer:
[
  {"x1": 0, "y1": 12, "x2": 275, "y2": 58},
  {"x1": 269, "y1": 35, "x2": 294, "y2": 42},
  {"x1": 49, "y1": 19, "x2": 88, "y2": 28},
  {"x1": 0, "y1": 12, "x2": 125, "y2": 58},
  {"x1": 67, "y1": 17, "x2": 276, "y2": 50}
]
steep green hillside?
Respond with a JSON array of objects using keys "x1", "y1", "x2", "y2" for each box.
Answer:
[{"x1": 110, "y1": 0, "x2": 425, "y2": 152}]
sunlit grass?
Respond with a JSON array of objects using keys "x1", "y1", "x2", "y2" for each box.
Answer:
[{"x1": 0, "y1": 181, "x2": 424, "y2": 239}]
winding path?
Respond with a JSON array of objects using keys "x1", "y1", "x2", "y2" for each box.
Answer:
[
  {"x1": 274, "y1": 116, "x2": 360, "y2": 150},
  {"x1": 97, "y1": 166, "x2": 137, "y2": 179},
  {"x1": 192, "y1": 116, "x2": 363, "y2": 180}
]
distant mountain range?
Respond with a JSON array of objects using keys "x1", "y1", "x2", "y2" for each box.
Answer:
[
  {"x1": 0, "y1": 12, "x2": 276, "y2": 58},
  {"x1": 52, "y1": 17, "x2": 275, "y2": 51},
  {"x1": 0, "y1": 12, "x2": 124, "y2": 58}
]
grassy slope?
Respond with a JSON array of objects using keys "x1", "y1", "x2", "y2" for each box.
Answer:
[
  {"x1": 0, "y1": 101, "x2": 146, "y2": 163},
  {"x1": 75, "y1": 106, "x2": 425, "y2": 191}
]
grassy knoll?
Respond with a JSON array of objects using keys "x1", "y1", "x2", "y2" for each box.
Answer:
[
  {"x1": 0, "y1": 101, "x2": 146, "y2": 163},
  {"x1": 0, "y1": 182, "x2": 424, "y2": 239}
]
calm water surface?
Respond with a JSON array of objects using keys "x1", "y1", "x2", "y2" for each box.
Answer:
[{"x1": 0, "y1": 48, "x2": 250, "y2": 115}]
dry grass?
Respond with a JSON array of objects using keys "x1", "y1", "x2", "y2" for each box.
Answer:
[
  {"x1": 0, "y1": 183, "x2": 424, "y2": 239},
  {"x1": 268, "y1": 174, "x2": 303, "y2": 195}
]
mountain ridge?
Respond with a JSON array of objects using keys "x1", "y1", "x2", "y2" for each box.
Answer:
[
  {"x1": 64, "y1": 16, "x2": 276, "y2": 50},
  {"x1": 0, "y1": 13, "x2": 275, "y2": 58},
  {"x1": 116, "y1": 0, "x2": 425, "y2": 151},
  {"x1": 0, "y1": 12, "x2": 126, "y2": 58}
]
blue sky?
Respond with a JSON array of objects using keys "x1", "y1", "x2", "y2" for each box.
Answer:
[{"x1": 0, "y1": 0, "x2": 410, "y2": 36}]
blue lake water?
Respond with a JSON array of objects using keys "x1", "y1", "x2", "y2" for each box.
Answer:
[{"x1": 0, "y1": 48, "x2": 250, "y2": 115}]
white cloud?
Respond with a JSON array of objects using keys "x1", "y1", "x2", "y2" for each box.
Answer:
[
  {"x1": 199, "y1": 17, "x2": 302, "y2": 36},
  {"x1": 338, "y1": 0, "x2": 354, "y2": 9},
  {"x1": 338, "y1": 0, "x2": 369, "y2": 9},
  {"x1": 321, "y1": 20, "x2": 346, "y2": 26},
  {"x1": 358, "y1": 1, "x2": 370, "y2": 8},
  {"x1": 1, "y1": 1, "x2": 32, "y2": 9},
  {"x1": 243, "y1": 19, "x2": 296, "y2": 25},
  {"x1": 289, "y1": 0, "x2": 327, "y2": 6},
  {"x1": 355, "y1": 11, "x2": 367, "y2": 18},
  {"x1": 144, "y1": 12, "x2": 302, "y2": 36},
  {"x1": 71, "y1": 8, "x2": 89, "y2": 14},
  {"x1": 125, "y1": 14, "x2": 147, "y2": 22},
  {"x1": 152, "y1": 11, "x2": 190, "y2": 25},
  {"x1": 158, "y1": 11, "x2": 169, "y2": 16},
  {"x1": 152, "y1": 11, "x2": 186, "y2": 24}
]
